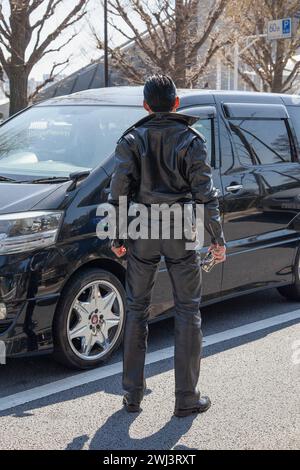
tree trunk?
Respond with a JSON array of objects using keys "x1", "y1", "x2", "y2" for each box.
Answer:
[
  {"x1": 271, "y1": 39, "x2": 284, "y2": 93},
  {"x1": 8, "y1": 0, "x2": 31, "y2": 115},
  {"x1": 174, "y1": 0, "x2": 186, "y2": 87},
  {"x1": 9, "y1": 69, "x2": 29, "y2": 116},
  {"x1": 272, "y1": 70, "x2": 284, "y2": 93}
]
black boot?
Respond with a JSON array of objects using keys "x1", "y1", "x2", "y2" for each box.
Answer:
[
  {"x1": 174, "y1": 396, "x2": 211, "y2": 418},
  {"x1": 122, "y1": 394, "x2": 142, "y2": 413}
]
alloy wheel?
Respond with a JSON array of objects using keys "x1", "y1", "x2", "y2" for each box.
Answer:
[{"x1": 66, "y1": 280, "x2": 124, "y2": 361}]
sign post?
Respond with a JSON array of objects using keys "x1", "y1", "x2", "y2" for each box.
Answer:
[{"x1": 226, "y1": 18, "x2": 294, "y2": 91}]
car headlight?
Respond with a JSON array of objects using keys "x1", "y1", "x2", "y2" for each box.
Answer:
[{"x1": 0, "y1": 211, "x2": 63, "y2": 255}]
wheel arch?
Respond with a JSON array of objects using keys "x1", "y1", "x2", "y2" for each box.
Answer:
[{"x1": 61, "y1": 257, "x2": 126, "y2": 294}]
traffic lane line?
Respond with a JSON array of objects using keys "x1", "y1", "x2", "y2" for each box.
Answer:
[{"x1": 0, "y1": 309, "x2": 299, "y2": 413}]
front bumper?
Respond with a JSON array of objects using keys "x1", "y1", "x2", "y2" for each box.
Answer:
[
  {"x1": 0, "y1": 247, "x2": 67, "y2": 358},
  {"x1": 0, "y1": 294, "x2": 60, "y2": 357}
]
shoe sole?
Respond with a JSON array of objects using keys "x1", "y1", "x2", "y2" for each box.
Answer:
[{"x1": 174, "y1": 402, "x2": 211, "y2": 418}]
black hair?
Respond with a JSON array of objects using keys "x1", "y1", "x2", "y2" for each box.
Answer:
[{"x1": 143, "y1": 74, "x2": 177, "y2": 112}]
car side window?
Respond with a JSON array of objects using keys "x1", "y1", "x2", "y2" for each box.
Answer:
[
  {"x1": 192, "y1": 119, "x2": 212, "y2": 163},
  {"x1": 287, "y1": 106, "x2": 300, "y2": 149},
  {"x1": 229, "y1": 119, "x2": 292, "y2": 166}
]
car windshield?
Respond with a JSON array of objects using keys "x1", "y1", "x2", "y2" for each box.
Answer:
[{"x1": 0, "y1": 105, "x2": 146, "y2": 179}]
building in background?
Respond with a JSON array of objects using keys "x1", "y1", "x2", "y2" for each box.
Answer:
[
  {"x1": 0, "y1": 99, "x2": 9, "y2": 122},
  {"x1": 36, "y1": 60, "x2": 128, "y2": 102},
  {"x1": 0, "y1": 83, "x2": 9, "y2": 121}
]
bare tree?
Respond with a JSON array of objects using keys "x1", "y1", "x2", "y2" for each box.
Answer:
[
  {"x1": 224, "y1": 0, "x2": 300, "y2": 93},
  {"x1": 92, "y1": 0, "x2": 228, "y2": 88},
  {"x1": 0, "y1": 0, "x2": 88, "y2": 115}
]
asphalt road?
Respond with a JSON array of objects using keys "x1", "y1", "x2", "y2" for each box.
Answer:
[{"x1": 0, "y1": 288, "x2": 299, "y2": 450}]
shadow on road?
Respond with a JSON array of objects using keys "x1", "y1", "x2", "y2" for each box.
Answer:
[{"x1": 65, "y1": 409, "x2": 198, "y2": 450}]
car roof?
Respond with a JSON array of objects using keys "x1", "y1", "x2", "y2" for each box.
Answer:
[{"x1": 35, "y1": 85, "x2": 299, "y2": 108}]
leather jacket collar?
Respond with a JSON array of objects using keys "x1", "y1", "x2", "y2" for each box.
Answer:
[
  {"x1": 141, "y1": 112, "x2": 200, "y2": 126},
  {"x1": 119, "y1": 112, "x2": 199, "y2": 142}
]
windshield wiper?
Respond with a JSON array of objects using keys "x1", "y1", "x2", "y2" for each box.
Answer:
[
  {"x1": 0, "y1": 175, "x2": 18, "y2": 183},
  {"x1": 22, "y1": 171, "x2": 90, "y2": 187},
  {"x1": 27, "y1": 176, "x2": 71, "y2": 184}
]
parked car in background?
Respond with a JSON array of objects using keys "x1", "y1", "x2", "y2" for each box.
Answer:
[{"x1": 1, "y1": 87, "x2": 300, "y2": 369}]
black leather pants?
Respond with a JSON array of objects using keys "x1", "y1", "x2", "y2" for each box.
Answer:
[{"x1": 123, "y1": 237, "x2": 202, "y2": 408}]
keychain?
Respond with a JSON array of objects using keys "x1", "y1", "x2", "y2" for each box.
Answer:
[{"x1": 201, "y1": 251, "x2": 217, "y2": 273}]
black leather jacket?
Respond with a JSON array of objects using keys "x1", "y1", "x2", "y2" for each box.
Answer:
[{"x1": 109, "y1": 112, "x2": 225, "y2": 246}]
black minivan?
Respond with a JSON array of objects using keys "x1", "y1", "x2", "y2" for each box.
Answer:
[{"x1": 1, "y1": 86, "x2": 300, "y2": 369}]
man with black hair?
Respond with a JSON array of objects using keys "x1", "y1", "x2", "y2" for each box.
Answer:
[{"x1": 109, "y1": 74, "x2": 226, "y2": 418}]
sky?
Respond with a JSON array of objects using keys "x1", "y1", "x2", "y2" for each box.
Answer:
[{"x1": 0, "y1": 0, "x2": 143, "y2": 81}]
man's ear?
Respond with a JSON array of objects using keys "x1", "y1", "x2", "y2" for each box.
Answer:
[
  {"x1": 143, "y1": 100, "x2": 152, "y2": 113},
  {"x1": 173, "y1": 96, "x2": 180, "y2": 111}
]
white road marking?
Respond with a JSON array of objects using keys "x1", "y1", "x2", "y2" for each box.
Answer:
[{"x1": 0, "y1": 309, "x2": 299, "y2": 413}]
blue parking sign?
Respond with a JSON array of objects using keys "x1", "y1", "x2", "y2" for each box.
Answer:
[{"x1": 282, "y1": 18, "x2": 291, "y2": 35}]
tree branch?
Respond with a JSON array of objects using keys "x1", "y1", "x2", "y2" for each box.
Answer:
[
  {"x1": 28, "y1": 57, "x2": 70, "y2": 101},
  {"x1": 186, "y1": 0, "x2": 227, "y2": 61},
  {"x1": 27, "y1": 0, "x2": 87, "y2": 71}
]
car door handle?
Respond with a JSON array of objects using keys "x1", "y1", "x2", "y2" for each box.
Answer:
[{"x1": 226, "y1": 184, "x2": 243, "y2": 193}]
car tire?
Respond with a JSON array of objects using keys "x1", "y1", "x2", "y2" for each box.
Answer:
[
  {"x1": 53, "y1": 268, "x2": 126, "y2": 370},
  {"x1": 277, "y1": 249, "x2": 300, "y2": 301}
]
